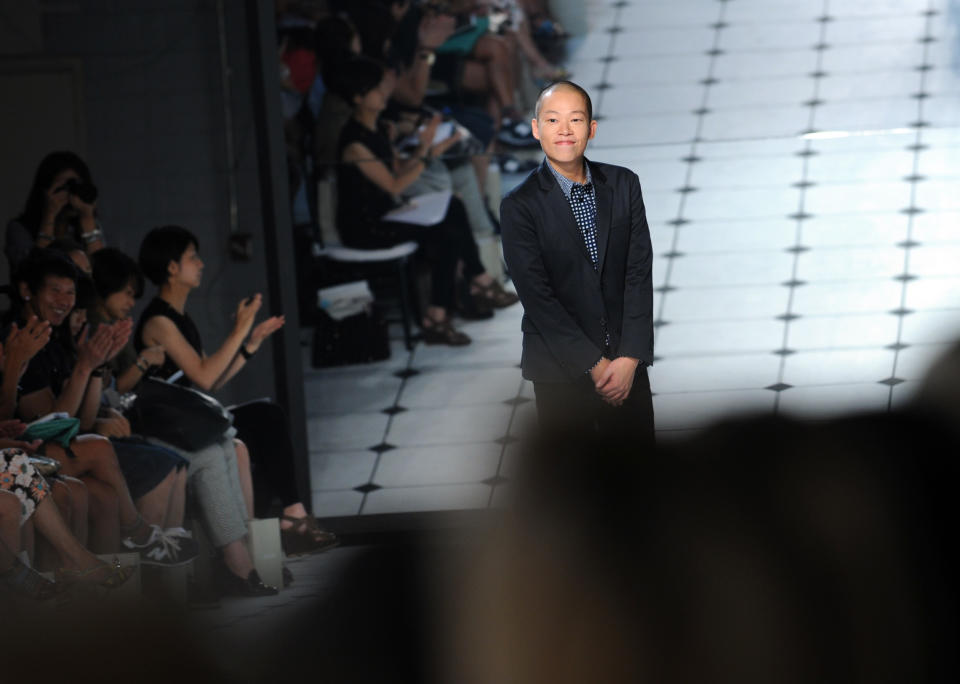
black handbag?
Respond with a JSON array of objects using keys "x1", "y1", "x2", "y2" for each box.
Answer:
[
  {"x1": 127, "y1": 377, "x2": 233, "y2": 451},
  {"x1": 312, "y1": 307, "x2": 390, "y2": 367}
]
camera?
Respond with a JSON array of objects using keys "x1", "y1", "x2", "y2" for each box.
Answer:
[{"x1": 60, "y1": 178, "x2": 98, "y2": 204}]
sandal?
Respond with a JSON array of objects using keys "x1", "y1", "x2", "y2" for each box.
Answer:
[
  {"x1": 421, "y1": 318, "x2": 472, "y2": 346},
  {"x1": 54, "y1": 556, "x2": 136, "y2": 590},
  {"x1": 471, "y1": 280, "x2": 520, "y2": 309},
  {"x1": 280, "y1": 515, "x2": 340, "y2": 557}
]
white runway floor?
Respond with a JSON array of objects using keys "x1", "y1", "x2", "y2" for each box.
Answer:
[{"x1": 305, "y1": 0, "x2": 960, "y2": 518}]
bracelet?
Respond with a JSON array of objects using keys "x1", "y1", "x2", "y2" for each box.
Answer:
[
  {"x1": 81, "y1": 228, "x2": 104, "y2": 245},
  {"x1": 37, "y1": 232, "x2": 55, "y2": 241},
  {"x1": 239, "y1": 346, "x2": 254, "y2": 360},
  {"x1": 90, "y1": 367, "x2": 106, "y2": 378},
  {"x1": 135, "y1": 358, "x2": 149, "y2": 373}
]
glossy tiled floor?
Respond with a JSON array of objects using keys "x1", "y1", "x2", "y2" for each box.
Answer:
[{"x1": 307, "y1": 0, "x2": 960, "y2": 518}]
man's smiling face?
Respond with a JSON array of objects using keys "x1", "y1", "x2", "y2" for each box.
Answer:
[{"x1": 531, "y1": 86, "x2": 597, "y2": 167}]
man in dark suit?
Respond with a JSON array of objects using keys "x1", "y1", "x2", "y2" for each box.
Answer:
[{"x1": 500, "y1": 81, "x2": 654, "y2": 444}]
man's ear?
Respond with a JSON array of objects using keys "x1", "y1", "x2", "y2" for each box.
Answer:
[
  {"x1": 588, "y1": 119, "x2": 598, "y2": 140},
  {"x1": 531, "y1": 117, "x2": 541, "y2": 141},
  {"x1": 167, "y1": 259, "x2": 179, "y2": 280},
  {"x1": 18, "y1": 281, "x2": 30, "y2": 301}
]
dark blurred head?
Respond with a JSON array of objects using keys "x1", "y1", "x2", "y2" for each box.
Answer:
[
  {"x1": 138, "y1": 225, "x2": 199, "y2": 287},
  {"x1": 18, "y1": 151, "x2": 94, "y2": 234},
  {"x1": 13, "y1": 248, "x2": 79, "y2": 327},
  {"x1": 315, "y1": 14, "x2": 361, "y2": 72},
  {"x1": 345, "y1": 0, "x2": 398, "y2": 61},
  {"x1": 92, "y1": 247, "x2": 145, "y2": 320},
  {"x1": 328, "y1": 55, "x2": 386, "y2": 107},
  {"x1": 47, "y1": 237, "x2": 90, "y2": 274}
]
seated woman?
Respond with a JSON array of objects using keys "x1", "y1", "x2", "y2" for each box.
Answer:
[
  {"x1": 10, "y1": 250, "x2": 192, "y2": 566},
  {"x1": 135, "y1": 227, "x2": 338, "y2": 558},
  {"x1": 1, "y1": 447, "x2": 134, "y2": 599},
  {"x1": 90, "y1": 247, "x2": 277, "y2": 596},
  {"x1": 2, "y1": 320, "x2": 91, "y2": 568},
  {"x1": 335, "y1": 56, "x2": 516, "y2": 345},
  {"x1": 5, "y1": 151, "x2": 106, "y2": 274},
  {"x1": 66, "y1": 269, "x2": 194, "y2": 555}
]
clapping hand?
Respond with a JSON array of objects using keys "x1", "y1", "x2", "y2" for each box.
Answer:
[
  {"x1": 248, "y1": 315, "x2": 285, "y2": 352},
  {"x1": 76, "y1": 323, "x2": 114, "y2": 371},
  {"x1": 0, "y1": 419, "x2": 27, "y2": 440},
  {"x1": 104, "y1": 318, "x2": 134, "y2": 362},
  {"x1": 1, "y1": 317, "x2": 52, "y2": 381},
  {"x1": 235, "y1": 294, "x2": 263, "y2": 337}
]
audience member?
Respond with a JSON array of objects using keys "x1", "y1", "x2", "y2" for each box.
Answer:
[
  {"x1": 335, "y1": 57, "x2": 516, "y2": 345},
  {"x1": 135, "y1": 226, "x2": 339, "y2": 559},
  {"x1": 1, "y1": 447, "x2": 135, "y2": 600},
  {"x1": 6, "y1": 151, "x2": 105, "y2": 274},
  {"x1": 87, "y1": 247, "x2": 277, "y2": 596},
  {"x1": 9, "y1": 250, "x2": 192, "y2": 566}
]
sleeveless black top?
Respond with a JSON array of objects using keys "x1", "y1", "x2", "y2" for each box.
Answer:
[
  {"x1": 135, "y1": 297, "x2": 202, "y2": 386},
  {"x1": 335, "y1": 117, "x2": 400, "y2": 244}
]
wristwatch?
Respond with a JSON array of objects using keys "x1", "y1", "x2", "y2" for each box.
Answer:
[{"x1": 418, "y1": 49, "x2": 436, "y2": 66}]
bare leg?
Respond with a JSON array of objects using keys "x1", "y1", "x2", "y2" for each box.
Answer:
[
  {"x1": 21, "y1": 519, "x2": 34, "y2": 564},
  {"x1": 34, "y1": 479, "x2": 72, "y2": 569},
  {"x1": 135, "y1": 468, "x2": 175, "y2": 526},
  {"x1": 82, "y1": 476, "x2": 119, "y2": 553},
  {"x1": 0, "y1": 491, "x2": 20, "y2": 565},
  {"x1": 163, "y1": 468, "x2": 187, "y2": 529},
  {"x1": 34, "y1": 479, "x2": 87, "y2": 568},
  {"x1": 60, "y1": 477, "x2": 88, "y2": 544},
  {"x1": 471, "y1": 139, "x2": 495, "y2": 194},
  {"x1": 46, "y1": 437, "x2": 151, "y2": 545},
  {"x1": 222, "y1": 538, "x2": 255, "y2": 578},
  {"x1": 463, "y1": 34, "x2": 520, "y2": 123},
  {"x1": 234, "y1": 439, "x2": 254, "y2": 520},
  {"x1": 31, "y1": 492, "x2": 108, "y2": 574}
]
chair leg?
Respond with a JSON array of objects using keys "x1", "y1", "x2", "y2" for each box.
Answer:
[{"x1": 396, "y1": 257, "x2": 415, "y2": 351}]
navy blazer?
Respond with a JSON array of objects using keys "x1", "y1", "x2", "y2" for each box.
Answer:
[{"x1": 500, "y1": 158, "x2": 654, "y2": 383}]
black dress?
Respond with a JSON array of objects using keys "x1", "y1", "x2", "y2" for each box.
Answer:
[
  {"x1": 336, "y1": 117, "x2": 485, "y2": 309},
  {"x1": 135, "y1": 297, "x2": 303, "y2": 513}
]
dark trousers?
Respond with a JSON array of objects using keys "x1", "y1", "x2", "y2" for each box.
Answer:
[
  {"x1": 346, "y1": 197, "x2": 485, "y2": 309},
  {"x1": 230, "y1": 400, "x2": 302, "y2": 516},
  {"x1": 533, "y1": 365, "x2": 655, "y2": 449}
]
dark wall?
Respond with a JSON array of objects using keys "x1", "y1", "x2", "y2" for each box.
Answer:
[{"x1": 36, "y1": 0, "x2": 286, "y2": 406}]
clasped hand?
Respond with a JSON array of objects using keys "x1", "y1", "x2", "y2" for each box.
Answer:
[{"x1": 590, "y1": 356, "x2": 639, "y2": 406}]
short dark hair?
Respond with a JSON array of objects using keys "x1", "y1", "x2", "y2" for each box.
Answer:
[
  {"x1": 14, "y1": 248, "x2": 79, "y2": 298},
  {"x1": 535, "y1": 80, "x2": 594, "y2": 122},
  {"x1": 138, "y1": 225, "x2": 199, "y2": 286},
  {"x1": 328, "y1": 56, "x2": 385, "y2": 106},
  {"x1": 92, "y1": 247, "x2": 145, "y2": 300}
]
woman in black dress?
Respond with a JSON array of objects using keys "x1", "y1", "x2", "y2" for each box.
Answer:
[{"x1": 333, "y1": 56, "x2": 517, "y2": 346}]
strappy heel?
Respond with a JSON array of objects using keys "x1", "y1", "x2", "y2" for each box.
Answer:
[
  {"x1": 421, "y1": 318, "x2": 471, "y2": 346},
  {"x1": 54, "y1": 557, "x2": 136, "y2": 590},
  {"x1": 471, "y1": 280, "x2": 519, "y2": 309},
  {"x1": 280, "y1": 514, "x2": 340, "y2": 557}
]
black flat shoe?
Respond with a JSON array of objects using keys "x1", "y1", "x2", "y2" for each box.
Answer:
[{"x1": 216, "y1": 565, "x2": 278, "y2": 598}]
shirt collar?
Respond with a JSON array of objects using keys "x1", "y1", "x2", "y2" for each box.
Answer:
[{"x1": 546, "y1": 159, "x2": 592, "y2": 199}]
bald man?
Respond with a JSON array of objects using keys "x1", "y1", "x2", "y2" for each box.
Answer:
[{"x1": 500, "y1": 81, "x2": 654, "y2": 444}]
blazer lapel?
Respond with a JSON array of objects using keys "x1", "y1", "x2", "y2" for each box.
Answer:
[
  {"x1": 538, "y1": 161, "x2": 594, "y2": 265},
  {"x1": 594, "y1": 180, "x2": 613, "y2": 275}
]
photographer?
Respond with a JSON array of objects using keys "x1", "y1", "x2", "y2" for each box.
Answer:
[{"x1": 6, "y1": 151, "x2": 105, "y2": 274}]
